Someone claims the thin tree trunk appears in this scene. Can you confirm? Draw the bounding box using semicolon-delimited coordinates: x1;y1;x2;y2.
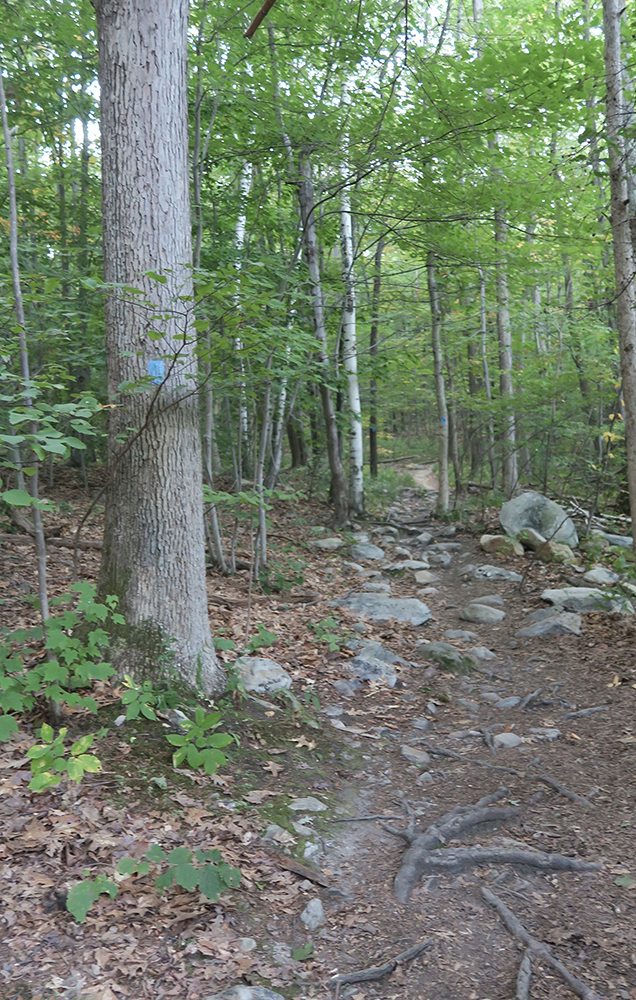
603;0;636;548
94;0;222;693
340;149;364;513
254;374;272;574
494;207;518;496
478;265;497;486
369;237;384;478
0;62;49;623
427;252;449;511
446;357;462;494
298;153;348;525
234;162;252;475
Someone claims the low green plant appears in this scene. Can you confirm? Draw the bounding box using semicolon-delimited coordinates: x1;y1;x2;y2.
166;706;235;776
0;582;121;741
26;724;102;791
247;623;277;654
308;615;345;652
259;553;305;594
120;675;160;720
66;846;241;922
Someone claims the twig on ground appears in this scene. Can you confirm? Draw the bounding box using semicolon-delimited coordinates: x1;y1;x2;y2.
332;814;403;823
328;938;432;988
411;740;524;776
516;949;532;1000
394;788;519;901
481;727;496;754
481;887;604;1000
562;706;608;720
536;774;594;808
520;688;542;711
410;846;600;877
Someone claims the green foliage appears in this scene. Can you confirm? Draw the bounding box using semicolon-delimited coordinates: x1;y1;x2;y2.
247;623;278;654
120;675;160;721
308;616;346;652
26;724;101;791
259;553;305;594
0;583;120;739
66;874;118;923
166;705;235;776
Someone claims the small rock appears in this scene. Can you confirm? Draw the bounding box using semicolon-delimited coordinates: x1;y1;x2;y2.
530;727;561;741
343;561;365;573
414;570;440;584
418;586;439;596
517;527;547;550
445;628;478;641
426;701;437;715
516;613;581;637
468;646;497;661
333;679;361;697
416;771;434;785
412;717;430;731
391;559;431;571
400;745;431;767
348;652;397;687
239;938;257;952
593;530;632;548
456;698;480;713
352;621;369;634
472;594;505;607
481;692;503;703
264;824;296;845
321;705;344;717
495;696;521;709
374;525;399;538
300;897;326;930
437;525;457;537
480;534;524;556
463;564;524;582
428;541;463;552
313;537;344;551
542;587;634;615
303;841;320;859
206;989;284;1000
528;606;564;621
537;541;576;564
114;714;127;727
289;796;327;812
334;593;432;626
413;641;476;673
350;542;385;561
460;604;506;624
493;732;523;749
415;531;433;546
235;657;292;694
394;545;412;557
428;551;452;566
500;491;578;548
360;581;391;593
583;565;619;586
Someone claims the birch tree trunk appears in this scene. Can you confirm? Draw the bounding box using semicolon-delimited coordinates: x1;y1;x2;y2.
427;252;449;511
339;157;364;513
603;0;636;546
298;153;349;525
94;0;222;693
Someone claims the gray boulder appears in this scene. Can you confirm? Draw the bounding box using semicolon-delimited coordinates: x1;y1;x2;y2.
518;527;547;551
235;657;292;694
583;565;619;586
348;642;408;687
334;593;432;625
400;745;431;767
415;531;434;546
468;646;497;660
460;603;506;624
541;587;634;614
500;491;578;548
516;612;582;637
300;897;326;930
463;564;523;582
360;581;391;593
350;542;385;561
493;732;523;749
313;537;344;551
413;641;476;672
480;534;524;556
592;530;632;548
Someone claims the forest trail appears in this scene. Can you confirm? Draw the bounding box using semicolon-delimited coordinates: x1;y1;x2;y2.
1;481;636;1000
404;463;438;492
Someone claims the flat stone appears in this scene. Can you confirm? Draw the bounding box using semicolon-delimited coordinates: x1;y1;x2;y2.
594;531;632;548
350;542;385;561
495;696;521;709
413;641;476;672
333;679;361;696
351;621;369;634
343;561;365;573
537;541;576;564
360;581;391;593
518;527;547;551
500;491;578;548
456;698;480;713
414;570;440;584
205;989;285;1000
313;537;344;551
417;586;439;595
334;593;432;625
516;613;581;637
374;525;399;537
235;657;292;694
530;727;561;741
528;606;564;621
387;559;430;572
481;691;503;703
356;642;409;666
394;545;412;557
428;542;463;552
239;938;257;952
541;587;634;614
583;565;619;586
428;551;452;566
493;732;523;749
468;646;497;660
264;824;296;845
437;525;457;537
289;796;327;812
480;534;524;556
460;604;506;624
445;629;478;641
412;717;431;731
321;705;344;717
348;654;396;687
400;745;431;767
472;594;505;607
463;564;524;582
300;897;326;930
415;531;434;546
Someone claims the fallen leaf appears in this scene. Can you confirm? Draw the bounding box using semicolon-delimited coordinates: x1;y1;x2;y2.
568;733;582;741
608;675;621;688
264;761;283;777
244;790;278;804
288;736;316;750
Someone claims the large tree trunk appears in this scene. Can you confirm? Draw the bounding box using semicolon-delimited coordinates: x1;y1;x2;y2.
603;0;636;548
94;0;222;693
427;252;449;511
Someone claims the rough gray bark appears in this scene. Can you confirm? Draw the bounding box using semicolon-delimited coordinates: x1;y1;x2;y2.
603;0;636;549
494;206;518;497
94;0;222;693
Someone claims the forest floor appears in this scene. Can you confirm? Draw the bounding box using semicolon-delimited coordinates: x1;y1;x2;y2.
1;466;636;1000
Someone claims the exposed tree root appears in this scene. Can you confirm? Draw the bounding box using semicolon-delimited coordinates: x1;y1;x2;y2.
481;887;604;1000
516;949;532;1000
393;788;519;901
562;706;608;720
411;739;524;776
409;846;601;878
536;774;594;808
328;937;432;988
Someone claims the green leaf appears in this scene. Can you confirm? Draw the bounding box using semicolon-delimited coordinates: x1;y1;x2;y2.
66;757;84;782
167;847;192;864
155;867;176;891
206;733;233;748
175;862;199;891
145;270;168;284
198;864;222;901
145;844;166;863
41;723;55;743
67;877;117;922
77;754;101;773
291;942;314;961
149;775;167;789
1;489;34;507
0;715;19;740
28;771;60;791
614;874;636;887
137;861;150;876
71;734;94;756
117;857;138;875
218;862;241;888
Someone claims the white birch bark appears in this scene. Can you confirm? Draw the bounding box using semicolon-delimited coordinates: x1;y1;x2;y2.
234;162;252;474
94;0;222;693
339;146;364;513
603;0;636;546
427;252;449;511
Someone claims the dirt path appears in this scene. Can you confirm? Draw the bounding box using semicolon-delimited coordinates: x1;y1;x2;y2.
2;482;636;1000
405;463;439;492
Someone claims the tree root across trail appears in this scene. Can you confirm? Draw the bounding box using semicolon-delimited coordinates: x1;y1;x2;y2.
386;787;600;903
328;938;432;990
